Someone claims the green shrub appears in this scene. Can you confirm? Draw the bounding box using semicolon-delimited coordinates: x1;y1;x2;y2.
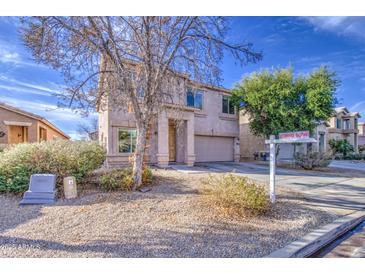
359;145;365;154
344;153;365;160
294;151;331;170
100;168;133;191
100;166;153;191
0;140;106;193
202;174;268;216
328;139;354;158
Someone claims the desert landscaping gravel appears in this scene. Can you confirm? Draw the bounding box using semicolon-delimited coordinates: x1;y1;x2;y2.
0;169;338;258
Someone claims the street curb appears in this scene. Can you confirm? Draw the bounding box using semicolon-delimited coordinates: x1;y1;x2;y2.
265;210;365;258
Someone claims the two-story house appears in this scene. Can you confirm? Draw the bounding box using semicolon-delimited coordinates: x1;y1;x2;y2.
326;107;361;152
239;106;361;160
98;74;240;168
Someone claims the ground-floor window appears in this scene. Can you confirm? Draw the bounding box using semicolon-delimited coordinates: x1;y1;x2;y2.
118;128;137;153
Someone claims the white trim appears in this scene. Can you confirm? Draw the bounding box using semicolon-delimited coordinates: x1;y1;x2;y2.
117;127;137;154
186;87;205;110
221;94;236;115
4;121;32;127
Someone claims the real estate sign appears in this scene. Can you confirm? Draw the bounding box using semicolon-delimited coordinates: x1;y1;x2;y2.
279;130;310;140
265;131;316;203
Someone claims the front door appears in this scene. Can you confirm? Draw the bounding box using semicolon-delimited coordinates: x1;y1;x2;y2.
8;126;28;144
168;122;176;162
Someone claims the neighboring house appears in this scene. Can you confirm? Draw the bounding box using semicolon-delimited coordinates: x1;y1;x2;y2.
239;112;266;160
0;102;69;148
98;75;240;167
327;107;361;152
358;122;365;146
239;106;361;160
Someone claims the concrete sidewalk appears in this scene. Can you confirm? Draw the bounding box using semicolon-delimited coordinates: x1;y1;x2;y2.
329;160;365;172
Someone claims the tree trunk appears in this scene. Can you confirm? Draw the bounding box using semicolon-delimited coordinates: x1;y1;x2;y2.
132;123;147;190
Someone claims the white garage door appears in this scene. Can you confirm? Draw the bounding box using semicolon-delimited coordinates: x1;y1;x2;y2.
195;136;234;162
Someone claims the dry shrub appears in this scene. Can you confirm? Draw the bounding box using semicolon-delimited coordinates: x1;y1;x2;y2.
100;166;153;191
202;174;268;217
294;152;331;170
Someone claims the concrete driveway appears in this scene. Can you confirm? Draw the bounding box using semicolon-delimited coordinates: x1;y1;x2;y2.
196;162;365;214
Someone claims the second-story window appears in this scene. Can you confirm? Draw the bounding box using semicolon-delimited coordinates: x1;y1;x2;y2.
194;91;203;110
336;118;342;129
186;88;203;110
222;95;235;114
344;119;351;130
187;89;194;107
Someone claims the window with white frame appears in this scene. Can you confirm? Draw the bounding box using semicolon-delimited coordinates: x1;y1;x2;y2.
118;128;137;153
186;88;203;110
222;95;235;114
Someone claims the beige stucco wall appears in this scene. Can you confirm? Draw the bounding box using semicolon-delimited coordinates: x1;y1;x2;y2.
0;107;68;147
239;111;266;159
0;107;38;144
328;116;336;128
358;123;365;135
315;123;328;152
37;120;68;141
359;123;365;146
98;76;240;167
194;88;239;137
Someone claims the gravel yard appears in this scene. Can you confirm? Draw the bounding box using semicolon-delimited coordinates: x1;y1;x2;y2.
0;169;338;258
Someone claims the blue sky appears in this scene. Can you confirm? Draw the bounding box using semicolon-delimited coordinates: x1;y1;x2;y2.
0;16;365;139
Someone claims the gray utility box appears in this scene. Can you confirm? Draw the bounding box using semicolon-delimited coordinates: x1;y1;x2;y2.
20;174;57;205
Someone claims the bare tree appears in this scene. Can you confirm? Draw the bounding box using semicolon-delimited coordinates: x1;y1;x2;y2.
20;16;262;189
77;117;98;140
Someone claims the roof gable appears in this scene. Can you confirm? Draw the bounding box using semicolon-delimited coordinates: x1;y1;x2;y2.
0;102;69;139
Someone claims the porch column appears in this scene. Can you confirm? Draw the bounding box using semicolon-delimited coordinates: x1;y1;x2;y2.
157;111;169;168
185;114;195;166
